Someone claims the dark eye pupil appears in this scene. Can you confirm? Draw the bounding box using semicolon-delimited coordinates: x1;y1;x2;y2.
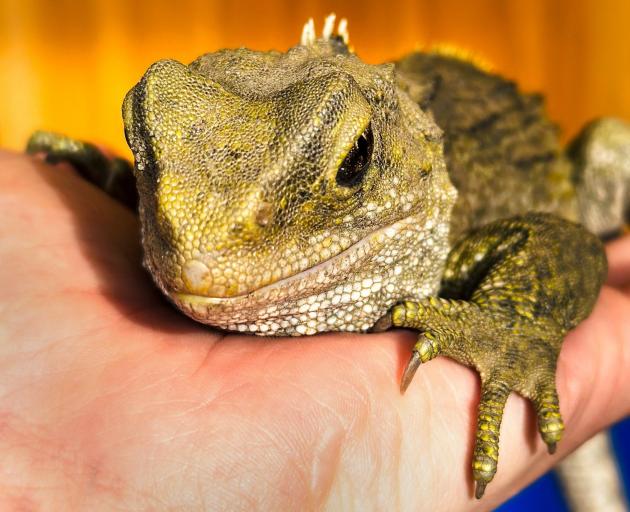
336;124;374;187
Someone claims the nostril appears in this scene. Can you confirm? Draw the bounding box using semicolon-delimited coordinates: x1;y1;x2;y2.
255;201;273;227
230;222;245;235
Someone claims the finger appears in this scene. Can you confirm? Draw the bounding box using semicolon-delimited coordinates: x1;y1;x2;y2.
605;234;630;289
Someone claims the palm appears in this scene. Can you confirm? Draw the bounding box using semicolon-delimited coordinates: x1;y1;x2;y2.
1;150;629;510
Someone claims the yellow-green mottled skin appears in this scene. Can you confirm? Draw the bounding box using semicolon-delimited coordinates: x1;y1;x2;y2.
26;26;630;500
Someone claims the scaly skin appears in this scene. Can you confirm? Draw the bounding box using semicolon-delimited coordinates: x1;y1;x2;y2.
373;213;606;496
26;15;630;500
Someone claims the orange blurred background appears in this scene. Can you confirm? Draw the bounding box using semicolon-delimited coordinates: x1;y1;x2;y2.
1;0;629;157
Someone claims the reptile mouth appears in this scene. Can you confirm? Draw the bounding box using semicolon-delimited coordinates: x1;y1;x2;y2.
166;204;450;335
170;211;432;328
174;217;407;305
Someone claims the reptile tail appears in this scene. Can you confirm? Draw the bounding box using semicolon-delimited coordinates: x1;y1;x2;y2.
557;431;627;512
560;118;630;511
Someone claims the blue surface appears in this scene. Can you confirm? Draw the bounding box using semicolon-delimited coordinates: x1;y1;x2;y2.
497;416;630;511
611;417;630;502
496;471;569;512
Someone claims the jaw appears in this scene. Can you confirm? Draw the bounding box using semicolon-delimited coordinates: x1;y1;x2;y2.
169;208;452;336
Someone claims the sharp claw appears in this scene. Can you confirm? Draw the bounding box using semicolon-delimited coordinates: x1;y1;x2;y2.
547;442;557;455
475;480;487;499
400;351;422;393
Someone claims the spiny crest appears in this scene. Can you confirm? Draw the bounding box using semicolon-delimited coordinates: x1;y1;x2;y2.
300;13;351;49
426;43;494;73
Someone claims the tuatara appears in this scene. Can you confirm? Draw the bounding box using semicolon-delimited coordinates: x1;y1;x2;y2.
26;14;630;501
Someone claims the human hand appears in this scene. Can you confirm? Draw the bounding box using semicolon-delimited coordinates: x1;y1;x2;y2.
1;150;629;510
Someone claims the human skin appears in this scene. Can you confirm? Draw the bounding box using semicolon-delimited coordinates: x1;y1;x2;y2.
0;149;629;511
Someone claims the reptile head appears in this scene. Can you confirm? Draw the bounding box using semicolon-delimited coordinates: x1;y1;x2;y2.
123;16;456;335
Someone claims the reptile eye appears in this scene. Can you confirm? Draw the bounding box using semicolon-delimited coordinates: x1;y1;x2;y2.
336;124;374;187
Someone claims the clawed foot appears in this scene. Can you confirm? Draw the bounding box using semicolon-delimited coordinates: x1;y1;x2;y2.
390;298;564;497
380;214;606;498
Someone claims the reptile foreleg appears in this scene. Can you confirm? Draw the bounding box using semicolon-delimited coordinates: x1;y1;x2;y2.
378;213;607;498
26;131;137;210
